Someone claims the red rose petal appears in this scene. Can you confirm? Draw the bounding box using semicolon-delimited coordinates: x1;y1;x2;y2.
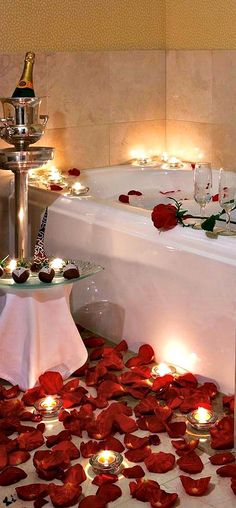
129;479;160;501
92;473;118;486
119;194;129;203
212;193;219;201
1;385;20;399
180;475;211;496
145;452;175;473
128;190;142;195
113;413;138;434
20;412;42;423
137;415;166;433
96;483;122;503
68;168;80;176
80;441;101;458
126;386;150;399
0;444;7;469
165;421;186;438
79;495;106;508
120;371;146;385
63;391;85;408
22;386;46;406
83;336;105;347
122;465;145;478
16;483;49;500
101;436;125;453
0;399;24;417
39;371;63;394
150;488;179;508
231;478;236;495
34;449;71;472
152;374;174;392
134;395;160;416
49;482;82;507
8;450;31;466
138;344;155;364
209;452;235;465
174;373;198;387
34;499;48;508
124;433;149;449
50;184;63;191
73;362;88;377
46;430;71;448
18;429;44;451
97;380;125;400
216;464;236;477
62;378;80;392
171;438;199;456
63;463;86;484
115;339;128;352
0;466;27;485
125;445;151;462
177;451;204;474
52;440;80;460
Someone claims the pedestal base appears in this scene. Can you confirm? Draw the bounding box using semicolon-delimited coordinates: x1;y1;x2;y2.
0;284;88;390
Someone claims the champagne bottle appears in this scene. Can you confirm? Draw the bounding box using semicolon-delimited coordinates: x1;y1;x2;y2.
12;52;35;97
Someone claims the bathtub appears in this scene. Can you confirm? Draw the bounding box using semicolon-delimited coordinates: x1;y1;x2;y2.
28;165;236;394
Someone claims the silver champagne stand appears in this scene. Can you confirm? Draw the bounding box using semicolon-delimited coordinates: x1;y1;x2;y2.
0;97;53;258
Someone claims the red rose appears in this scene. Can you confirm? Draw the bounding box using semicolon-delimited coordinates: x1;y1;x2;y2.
151;204;178;231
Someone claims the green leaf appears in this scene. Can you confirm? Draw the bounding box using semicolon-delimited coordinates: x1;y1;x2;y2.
201;214;218;232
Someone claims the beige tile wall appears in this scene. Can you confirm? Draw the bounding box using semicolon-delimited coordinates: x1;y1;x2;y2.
166;49;236;169
0;51;166;170
0;50;236;170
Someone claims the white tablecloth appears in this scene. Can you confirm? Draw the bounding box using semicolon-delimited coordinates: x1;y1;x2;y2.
0;283;88;390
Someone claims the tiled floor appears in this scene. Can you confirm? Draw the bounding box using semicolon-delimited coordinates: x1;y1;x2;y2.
0;334;235;508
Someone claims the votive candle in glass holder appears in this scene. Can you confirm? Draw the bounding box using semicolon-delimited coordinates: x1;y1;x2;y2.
187;406;217;432
151;362;177;379
89;450;123;475
34;395;63;418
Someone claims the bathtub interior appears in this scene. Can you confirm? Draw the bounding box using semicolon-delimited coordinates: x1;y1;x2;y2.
77;165;236;224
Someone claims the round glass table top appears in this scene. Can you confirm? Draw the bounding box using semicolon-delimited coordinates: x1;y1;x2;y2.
0;260;103;290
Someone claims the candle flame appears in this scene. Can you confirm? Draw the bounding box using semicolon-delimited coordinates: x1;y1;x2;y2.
50;258;64;270
195;406;211;423
7;259;17;272
41;396;57;410
97;450;116;465
152;362;172;377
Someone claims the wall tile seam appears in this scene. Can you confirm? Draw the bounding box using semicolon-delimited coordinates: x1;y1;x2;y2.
45;119;167;131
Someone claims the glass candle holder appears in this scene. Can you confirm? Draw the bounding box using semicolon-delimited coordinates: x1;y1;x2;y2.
151;362;177;379
187;406;217;432
34;395;63;418
89;450;123;475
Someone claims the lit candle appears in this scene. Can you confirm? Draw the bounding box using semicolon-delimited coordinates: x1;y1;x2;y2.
97;450;116;466
48;165;62;183
41;396;58;411
187;406;217;432
5;259;17;273
49;258;65;273
151;362;176;378
34;395;62;418
70;182;89;195
194;406;212;423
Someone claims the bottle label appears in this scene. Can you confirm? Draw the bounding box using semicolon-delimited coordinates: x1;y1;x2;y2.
18;80;33;88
